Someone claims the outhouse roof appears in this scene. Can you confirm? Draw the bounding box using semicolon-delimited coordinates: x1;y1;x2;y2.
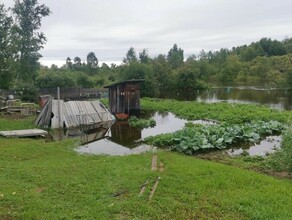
104;79;144;89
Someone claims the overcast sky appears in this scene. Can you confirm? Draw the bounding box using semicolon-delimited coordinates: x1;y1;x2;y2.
2;0;292;66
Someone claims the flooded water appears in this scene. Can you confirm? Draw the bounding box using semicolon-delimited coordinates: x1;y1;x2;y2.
228;136;282;156
75;112;191;156
170;87;292;110
77;140;154;156
74;112;216;156
72;111;283;157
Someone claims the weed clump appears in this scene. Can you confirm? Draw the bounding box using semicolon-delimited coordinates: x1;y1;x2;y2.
128;116;156;129
265;128;292;172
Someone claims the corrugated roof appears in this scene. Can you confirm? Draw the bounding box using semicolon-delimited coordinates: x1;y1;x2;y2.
35;98;115;129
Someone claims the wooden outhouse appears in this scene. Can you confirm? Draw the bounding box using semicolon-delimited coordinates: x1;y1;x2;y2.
104;79;144;116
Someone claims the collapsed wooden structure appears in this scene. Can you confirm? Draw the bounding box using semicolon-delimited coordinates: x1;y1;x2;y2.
35;97;115;129
104;79;144;115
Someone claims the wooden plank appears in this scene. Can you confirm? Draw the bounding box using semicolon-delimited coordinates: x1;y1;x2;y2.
149;177;161;201
0;129;48;137
91;101;104;121
64;101;80;128
159;162;164;172
151;155;158;171
44;99;53;126
67;101;79;127
138;180;149;197
51;100;64;129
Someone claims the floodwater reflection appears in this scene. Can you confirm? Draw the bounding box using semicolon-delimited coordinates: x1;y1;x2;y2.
163;87;292;110
75;112;188;156
228;136;282;156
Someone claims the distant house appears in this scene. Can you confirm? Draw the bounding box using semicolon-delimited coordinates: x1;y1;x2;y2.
104;79;144;116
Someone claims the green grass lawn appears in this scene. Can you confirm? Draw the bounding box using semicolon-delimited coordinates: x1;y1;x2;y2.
0;115;35;131
0;105;292;219
0;137;291;219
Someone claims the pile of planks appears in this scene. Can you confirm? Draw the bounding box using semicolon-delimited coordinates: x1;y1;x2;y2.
35;97;115;129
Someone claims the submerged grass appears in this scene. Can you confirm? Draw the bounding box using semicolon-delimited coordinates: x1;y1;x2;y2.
0;137;291;219
141;98;292;124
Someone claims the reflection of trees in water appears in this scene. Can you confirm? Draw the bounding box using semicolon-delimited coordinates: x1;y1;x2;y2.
222;88;290;104
158;88;292;110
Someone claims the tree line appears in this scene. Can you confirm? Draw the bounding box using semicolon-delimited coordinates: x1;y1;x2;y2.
43;39;292;98
1;1;292;101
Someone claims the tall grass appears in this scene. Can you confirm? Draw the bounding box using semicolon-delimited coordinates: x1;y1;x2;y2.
265;128;292;172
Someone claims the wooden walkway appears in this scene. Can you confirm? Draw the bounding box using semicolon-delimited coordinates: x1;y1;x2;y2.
0;129;48;138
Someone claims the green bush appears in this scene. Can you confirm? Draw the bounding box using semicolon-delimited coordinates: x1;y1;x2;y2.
14;83;38;102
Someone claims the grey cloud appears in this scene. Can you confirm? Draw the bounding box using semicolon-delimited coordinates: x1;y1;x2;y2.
2;0;292;66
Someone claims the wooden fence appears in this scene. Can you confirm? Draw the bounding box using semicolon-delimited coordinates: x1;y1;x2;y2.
0;87;108;101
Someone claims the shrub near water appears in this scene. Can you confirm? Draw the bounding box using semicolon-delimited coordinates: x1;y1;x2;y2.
265;128;292;172
145;121;285;155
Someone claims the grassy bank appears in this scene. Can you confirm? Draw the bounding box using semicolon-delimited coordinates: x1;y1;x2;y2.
0;137;291;219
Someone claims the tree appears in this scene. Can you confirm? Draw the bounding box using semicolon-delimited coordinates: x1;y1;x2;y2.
287;68;292;88
122;62;158;97
259;38;286;56
35;71;77;88
73;56;82;69
66;57;72;69
101;63;110;70
0;4;14;88
75;72;94;88
167;44;184;69
175;65;206;94
139;49;149;64
152;55;173;97
218;54;241;84
12;0;51;84
86;51;98;69
123;47;137;64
